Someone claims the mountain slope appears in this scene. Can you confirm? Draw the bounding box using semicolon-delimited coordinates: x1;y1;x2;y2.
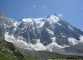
0;39;83;60
18;48;83;60
0;11;83;56
0;39;25;60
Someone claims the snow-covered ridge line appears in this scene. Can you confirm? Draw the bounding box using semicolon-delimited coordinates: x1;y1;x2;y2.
11;15;60;29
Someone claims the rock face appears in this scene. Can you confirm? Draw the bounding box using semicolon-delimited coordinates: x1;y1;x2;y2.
0;12;5;39
0;11;83;55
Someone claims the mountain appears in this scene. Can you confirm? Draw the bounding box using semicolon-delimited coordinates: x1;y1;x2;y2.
0;11;83;56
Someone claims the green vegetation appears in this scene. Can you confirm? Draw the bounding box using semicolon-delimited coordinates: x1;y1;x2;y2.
0;40;25;60
0;40;83;60
23;54;34;60
36;51;83;60
0;39;35;60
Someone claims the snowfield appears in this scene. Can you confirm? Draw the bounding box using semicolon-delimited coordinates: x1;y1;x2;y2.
5;32;83;56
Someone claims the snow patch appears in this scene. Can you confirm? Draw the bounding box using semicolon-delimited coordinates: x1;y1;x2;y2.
36;39;40;43
68;38;78;45
1;17;3;18
62;35;66;37
46;28;54;35
32;27;35;30
46;42;64;52
34;18;45;28
5;32;34;50
57;23;62;26
22;18;33;25
5;32;46;50
61;33;62;34
22;18;32;23
50;37;56;42
79;36;83;42
33;43;46;51
68;26;73;30
68;36;83;47
61;33;66;37
46;15;60;24
13;22;17;27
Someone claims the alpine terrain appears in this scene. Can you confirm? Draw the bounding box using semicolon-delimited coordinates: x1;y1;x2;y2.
0;11;83;57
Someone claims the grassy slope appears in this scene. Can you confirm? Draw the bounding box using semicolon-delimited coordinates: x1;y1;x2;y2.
0;39;35;60
36;51;83;59
0;40;25;60
0;40;83;60
18;48;83;60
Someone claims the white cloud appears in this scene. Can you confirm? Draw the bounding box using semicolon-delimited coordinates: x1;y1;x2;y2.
58;13;62;17
42;6;48;10
33;5;36;8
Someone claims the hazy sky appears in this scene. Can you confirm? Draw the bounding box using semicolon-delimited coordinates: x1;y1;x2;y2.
0;0;83;30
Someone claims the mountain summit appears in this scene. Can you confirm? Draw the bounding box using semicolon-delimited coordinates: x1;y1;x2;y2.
0;12;83;56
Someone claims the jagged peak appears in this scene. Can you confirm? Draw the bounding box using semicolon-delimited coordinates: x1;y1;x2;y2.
46;14;60;23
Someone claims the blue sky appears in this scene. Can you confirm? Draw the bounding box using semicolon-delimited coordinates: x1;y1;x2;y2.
0;0;83;30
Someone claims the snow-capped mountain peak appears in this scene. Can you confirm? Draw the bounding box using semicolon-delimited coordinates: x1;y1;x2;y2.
46;15;60;24
0;12;83;56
